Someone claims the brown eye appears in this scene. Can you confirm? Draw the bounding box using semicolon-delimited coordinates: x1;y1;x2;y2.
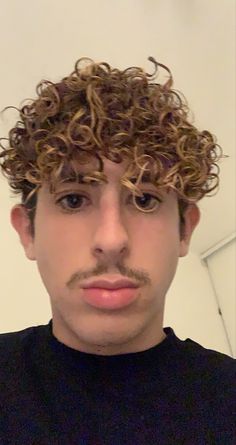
56;194;87;211
131;193;162;211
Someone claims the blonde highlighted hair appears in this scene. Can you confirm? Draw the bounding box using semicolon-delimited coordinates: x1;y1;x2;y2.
0;56;222;234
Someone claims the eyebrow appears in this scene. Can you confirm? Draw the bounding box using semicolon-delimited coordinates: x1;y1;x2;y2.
59;172;153;186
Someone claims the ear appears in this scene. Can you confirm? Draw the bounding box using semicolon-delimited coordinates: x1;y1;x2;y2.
179;204;200;257
10;204;36;260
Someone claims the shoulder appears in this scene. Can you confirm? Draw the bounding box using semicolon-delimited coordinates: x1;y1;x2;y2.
0;323;48;368
0;324;40;347
176;336;235;391
181;336;235;366
167;327;235;373
179;338;235;437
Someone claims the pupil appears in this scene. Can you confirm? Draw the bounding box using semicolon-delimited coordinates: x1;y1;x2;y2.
136;194;151;208
68;195;80;207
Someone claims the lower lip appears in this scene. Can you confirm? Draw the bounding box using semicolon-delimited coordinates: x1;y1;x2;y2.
81;287;139;310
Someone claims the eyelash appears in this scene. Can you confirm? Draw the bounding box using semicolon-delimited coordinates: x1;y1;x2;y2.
55;192;163;213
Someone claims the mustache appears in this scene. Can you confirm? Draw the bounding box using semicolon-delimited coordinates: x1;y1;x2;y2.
66;263;150;289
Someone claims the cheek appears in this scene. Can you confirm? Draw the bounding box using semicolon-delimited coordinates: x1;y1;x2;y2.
134;219;180;281
135;213;180;250
33;216;89;289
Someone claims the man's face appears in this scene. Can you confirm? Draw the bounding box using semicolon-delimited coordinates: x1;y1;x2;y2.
11;158;199;355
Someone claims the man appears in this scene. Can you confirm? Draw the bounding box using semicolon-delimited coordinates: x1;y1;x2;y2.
0;57;235;444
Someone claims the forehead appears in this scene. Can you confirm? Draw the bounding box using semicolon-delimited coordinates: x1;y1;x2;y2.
94;157;128;181
57;157;153;187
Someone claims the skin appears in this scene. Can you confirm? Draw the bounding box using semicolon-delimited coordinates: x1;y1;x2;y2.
11;158;200;356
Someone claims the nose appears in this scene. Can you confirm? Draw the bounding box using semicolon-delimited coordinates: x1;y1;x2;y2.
91;204;130;263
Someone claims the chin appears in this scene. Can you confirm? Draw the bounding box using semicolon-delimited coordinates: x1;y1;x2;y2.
71;318;145;353
55;307;149;353
80;326;136;348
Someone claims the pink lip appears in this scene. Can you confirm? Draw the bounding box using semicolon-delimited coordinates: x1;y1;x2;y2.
81;287;139;310
81;277;139;290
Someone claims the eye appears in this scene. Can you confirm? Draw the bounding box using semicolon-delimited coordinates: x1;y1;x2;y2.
55;191;162;213
131;193;162;211
56;193;88;212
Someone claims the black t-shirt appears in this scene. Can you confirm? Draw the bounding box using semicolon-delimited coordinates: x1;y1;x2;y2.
0;320;235;444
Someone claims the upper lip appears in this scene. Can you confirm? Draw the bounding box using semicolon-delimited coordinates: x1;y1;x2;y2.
81;276;139;290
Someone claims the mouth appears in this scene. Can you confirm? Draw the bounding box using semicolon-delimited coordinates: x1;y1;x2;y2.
81;286;139;310
81;276;140;290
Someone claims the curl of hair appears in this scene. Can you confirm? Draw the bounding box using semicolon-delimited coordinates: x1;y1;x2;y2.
0;56;223;221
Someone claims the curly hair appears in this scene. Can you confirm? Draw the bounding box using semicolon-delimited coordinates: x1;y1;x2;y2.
0;56;222;236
